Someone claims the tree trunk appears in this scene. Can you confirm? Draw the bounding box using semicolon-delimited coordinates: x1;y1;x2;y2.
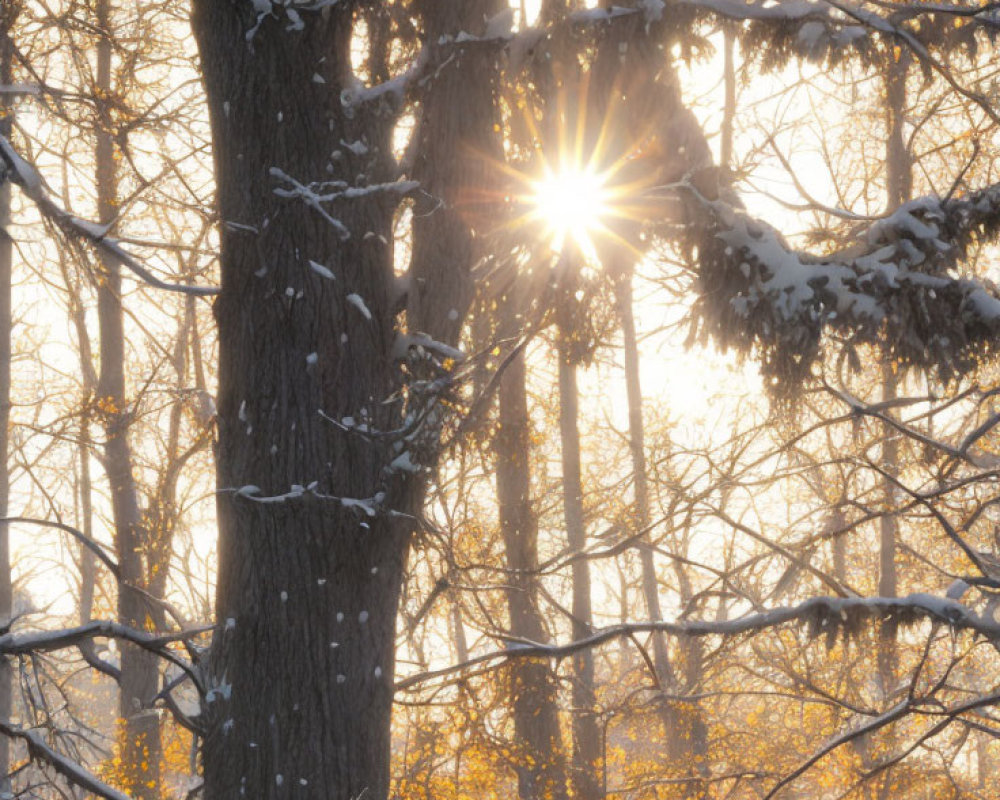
0;10;16;795
59;231;99;626
877;45;910;689
496;345;568;800
877;54;910;663
146;293;211;624
556;297;601;800
78;416;97;624
407;0;503;346
193;2;513;794
874;49;910;800
92;1;163;794
611;269;680;756
977;723;992;792
192;5;416;798
671;557;709;789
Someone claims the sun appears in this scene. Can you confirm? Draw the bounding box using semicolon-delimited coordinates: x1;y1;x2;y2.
529;165;611;258
477;71;663;266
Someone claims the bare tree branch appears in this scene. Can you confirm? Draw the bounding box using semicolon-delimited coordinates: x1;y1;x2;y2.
396;593;997;692
0;721;132;800
0;135;218;297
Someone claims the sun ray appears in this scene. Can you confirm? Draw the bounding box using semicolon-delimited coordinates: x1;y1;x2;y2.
455;67;671;272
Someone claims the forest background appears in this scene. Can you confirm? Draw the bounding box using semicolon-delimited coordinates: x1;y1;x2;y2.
1;0;1000;798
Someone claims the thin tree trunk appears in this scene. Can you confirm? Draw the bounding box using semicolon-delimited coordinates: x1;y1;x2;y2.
78;413;96;624
611;268;680;756
0;11;16;795
496;346;568;800
877;47;910;693
449;598;468;665
556;295;601;800
830;506;847;586
977;723;992;792
60;249;99;625
873;49;910;800
671;557;709;788
93;1;161;793
61;243;101;627
408;9;564;796
615;561;632;670
146;290;212;620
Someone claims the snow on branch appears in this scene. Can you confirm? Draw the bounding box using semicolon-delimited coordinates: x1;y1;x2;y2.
573;0;871;66
340;26;508;115
0;136;219;297
0;721;132;800
340;47;430;112
395;592;999;692
245;0;343;41
0;620;210;691
269;167;417;240
0;620;206;654
687;180;1000;386
663;0;999;86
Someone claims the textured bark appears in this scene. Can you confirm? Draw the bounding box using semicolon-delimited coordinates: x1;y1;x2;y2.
408;0;502;345
0;9;15;794
193;2;511;794
496;346;568;800
192;4;414;798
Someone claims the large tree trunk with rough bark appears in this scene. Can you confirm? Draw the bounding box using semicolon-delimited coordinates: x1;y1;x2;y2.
193;3;492;797
407;0;502;344
193;5;405;798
